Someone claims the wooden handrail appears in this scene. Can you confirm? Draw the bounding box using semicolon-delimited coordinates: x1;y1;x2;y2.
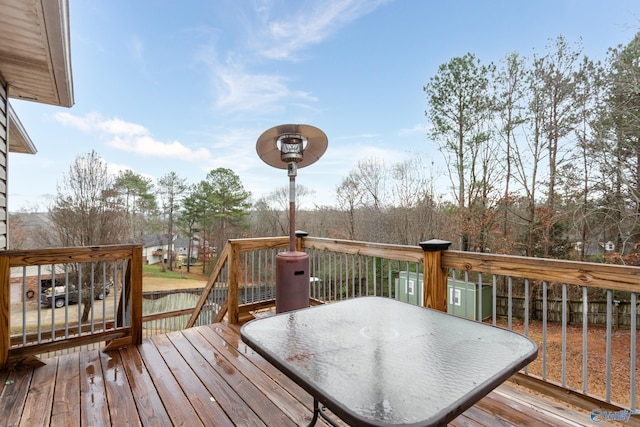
303;237;423;262
228;242;240;324
130;246;143;345
186;243;233;328
302;237;640;292
441;250;640;292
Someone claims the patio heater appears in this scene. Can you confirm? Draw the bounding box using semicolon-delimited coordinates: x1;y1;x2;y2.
256;124;328;313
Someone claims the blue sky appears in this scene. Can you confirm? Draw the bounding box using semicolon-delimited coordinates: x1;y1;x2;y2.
9;0;640;212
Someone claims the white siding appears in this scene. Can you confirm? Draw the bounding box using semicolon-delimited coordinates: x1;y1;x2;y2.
0;79;8;250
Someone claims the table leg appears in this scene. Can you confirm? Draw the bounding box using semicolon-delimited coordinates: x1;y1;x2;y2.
307;399;320;427
307;399;341;427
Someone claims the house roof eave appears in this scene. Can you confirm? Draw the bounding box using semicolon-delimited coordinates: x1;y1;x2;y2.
1;0;74;107
8;101;37;154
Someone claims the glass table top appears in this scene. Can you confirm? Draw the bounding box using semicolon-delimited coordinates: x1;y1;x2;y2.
241;296;538;426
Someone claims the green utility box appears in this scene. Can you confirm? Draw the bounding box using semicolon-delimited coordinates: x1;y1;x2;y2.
395;273;493;321
395;271;423;306
447;279;493;321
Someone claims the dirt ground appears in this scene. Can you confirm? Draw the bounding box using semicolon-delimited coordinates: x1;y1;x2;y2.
506;318;640;408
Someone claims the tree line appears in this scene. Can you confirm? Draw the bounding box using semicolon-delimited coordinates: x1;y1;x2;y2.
420;34;640;263
287;33;640;266
11;33;640;268
18;150;250;273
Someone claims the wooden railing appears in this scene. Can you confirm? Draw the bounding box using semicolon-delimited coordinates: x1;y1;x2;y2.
2;238;638;413
0;245;143;369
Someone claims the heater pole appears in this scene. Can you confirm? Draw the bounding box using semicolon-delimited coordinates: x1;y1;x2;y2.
289;175;296;252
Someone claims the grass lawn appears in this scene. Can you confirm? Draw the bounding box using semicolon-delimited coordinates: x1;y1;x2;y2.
142;264;208;291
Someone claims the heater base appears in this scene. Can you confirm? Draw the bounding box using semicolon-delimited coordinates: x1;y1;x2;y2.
275;251;310;313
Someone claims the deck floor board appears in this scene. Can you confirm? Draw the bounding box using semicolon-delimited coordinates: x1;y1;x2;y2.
19;360;56;426
119;345;172;426
79;350;110;427
136;339;205;427
99;348;141;426
167;329;270;426
0;322;620;426
53;353;82;426
151;333;234;426
1;367;32;426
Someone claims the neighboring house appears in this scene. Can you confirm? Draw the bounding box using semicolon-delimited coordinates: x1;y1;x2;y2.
0;0;74;249
141;235;199;265
141;234;170;265
9;264;60;304
174;237;199;264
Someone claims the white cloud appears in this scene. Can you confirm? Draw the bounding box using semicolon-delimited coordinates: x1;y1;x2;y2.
54;111;99;132
212;59;316;113
98;117;148;137
196;1;387;114
259;0;389;60
108;135;212;162
54;112;212;162
398;123;427;137
107;162;155;182
105;162;134;177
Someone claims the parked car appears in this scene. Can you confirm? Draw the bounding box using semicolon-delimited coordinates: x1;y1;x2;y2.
40;281;112;308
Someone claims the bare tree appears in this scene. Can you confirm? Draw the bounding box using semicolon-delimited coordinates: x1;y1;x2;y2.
564;56;604;261
593;34;640;260
353;158;387;211
335;172;363;240
388;158;431;245
49;151;129;322
353;158;390;242
251;197;281;237
492;52;527;251
252;184;315;236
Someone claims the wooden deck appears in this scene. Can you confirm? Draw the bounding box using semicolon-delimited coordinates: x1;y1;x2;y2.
0;322;614;427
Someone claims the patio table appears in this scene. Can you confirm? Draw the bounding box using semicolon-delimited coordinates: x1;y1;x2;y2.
240;296;538;426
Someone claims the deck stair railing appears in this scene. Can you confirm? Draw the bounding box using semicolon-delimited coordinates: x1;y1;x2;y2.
187;237;290;327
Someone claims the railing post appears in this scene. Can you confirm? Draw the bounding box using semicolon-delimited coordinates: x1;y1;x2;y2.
0;254;9;369
295;230;308;252
419;239;451;312
130;245;143;345
228;242;240;324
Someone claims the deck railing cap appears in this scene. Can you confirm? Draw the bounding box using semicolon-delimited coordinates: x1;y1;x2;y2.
419;239;452;252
